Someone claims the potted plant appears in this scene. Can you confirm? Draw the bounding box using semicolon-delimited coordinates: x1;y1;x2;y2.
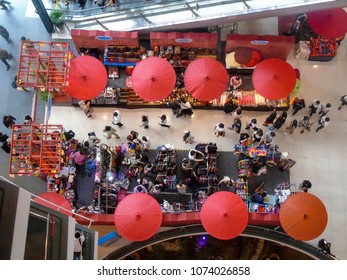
50;9;65;30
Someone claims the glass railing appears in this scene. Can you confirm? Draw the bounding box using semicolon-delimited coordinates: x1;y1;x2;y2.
45;0;343;31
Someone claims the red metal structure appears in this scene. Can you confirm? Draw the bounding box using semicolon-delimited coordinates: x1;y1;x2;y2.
9;41;70;176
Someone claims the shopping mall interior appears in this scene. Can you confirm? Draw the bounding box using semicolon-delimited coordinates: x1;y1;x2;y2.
1;0;347;260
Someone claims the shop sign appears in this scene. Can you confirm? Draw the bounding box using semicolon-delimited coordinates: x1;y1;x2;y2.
95;36;113;41
251;40;269;45
175;38;193;43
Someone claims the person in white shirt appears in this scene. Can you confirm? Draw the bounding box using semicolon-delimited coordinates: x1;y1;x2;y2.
308;100;321;117
316;116;330;132
74;231;85;260
141;136;150;151
319;103;331;117
177;98;193;117
112;110;123;127
245;117;257;131
214;122;225;137
188;149;205;163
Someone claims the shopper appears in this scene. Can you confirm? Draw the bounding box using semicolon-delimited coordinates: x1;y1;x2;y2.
0;48;12;71
214;122;225;137
338;95;347;110
227;118;242;134
112;110;123;127
261;131;276;148
232;107;242;120
141;136;150;151
183;130;194;144
158;114;170;128
292;97;306;116
318;102;331;117
284;119;298;134
245;117;258;130
0;25;11;44
23;115;33;125
316;116;330;132
140;115;149;129
252;128;263;143
2;115;16;128
177;98;193;117
308;100;321;117
298;115;313;134
73;231;85;260
263;109;277;127
78;100;93;118
103;125;120;139
272;111;287;131
299;179;312;192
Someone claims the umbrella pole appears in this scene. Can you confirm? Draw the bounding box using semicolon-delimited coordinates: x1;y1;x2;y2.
32;88;39;123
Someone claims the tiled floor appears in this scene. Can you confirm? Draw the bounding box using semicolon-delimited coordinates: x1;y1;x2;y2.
1;1;347;259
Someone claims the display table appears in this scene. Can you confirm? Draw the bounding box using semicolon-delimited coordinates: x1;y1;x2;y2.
308;38;336;62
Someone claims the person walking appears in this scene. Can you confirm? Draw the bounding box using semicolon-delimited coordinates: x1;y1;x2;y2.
252;128;263;143
318;102;331;117
103;125;120;139
232;107;243;120
308;100;321;117
112;110;123;127
0;1;11;10
273;111;287;131
338;95;347;110
140;115;149;129
298;115;313;134
214;122;225;137
245;117;258;131
0;25;11;43
158;114;170;128
228;118;242;134
284;119;298;134
73;231;85;260
263;109;277;127
0;48;12;71
78;100;93;118
291;97;305;116
2;115;16;128
299;179;312;192
183;130;194;144
316;116;330;132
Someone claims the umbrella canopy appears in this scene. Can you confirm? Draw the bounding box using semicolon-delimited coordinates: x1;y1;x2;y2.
280;193;328;241
307;8;347;38
200;191;248;240
131;57;176;102
244;50;261;67
252;58;296;100
66;56;108;100
114;193;162;241
34;192;72;216
234;47;253;64
225;52;241;68
184;58;228;101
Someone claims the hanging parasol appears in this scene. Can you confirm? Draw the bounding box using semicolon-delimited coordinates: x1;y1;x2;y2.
307;8;347;38
200;191;248;240
225;52;241;68
114;193;162;241
34;192;72;216
252;58;296;100
184;58;228;101
125;76;133;88
66;56;108;100
131;57;176;102
234;47;253;65
244;50;261;67
279;192;328;241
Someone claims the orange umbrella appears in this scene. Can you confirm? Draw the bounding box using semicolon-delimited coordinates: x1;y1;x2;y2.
132;57;176;102
252;58;296;100
66;56;108;100
307;8;347;38
184;58;228;101
114;193;162;241
200;191;248;240
34;192;72;216
280;193;328;241
235;47;253;65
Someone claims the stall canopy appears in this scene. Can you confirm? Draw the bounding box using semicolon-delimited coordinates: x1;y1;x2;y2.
279;193;328;241
200;191;248;240
225;34;295;61
184;58;228;101
252;58;296;100
65;55;108;100
113;193;163;241
132;57;176;102
71;29;139;53
150;32;218;48
307;8;347;38
34;192;72;216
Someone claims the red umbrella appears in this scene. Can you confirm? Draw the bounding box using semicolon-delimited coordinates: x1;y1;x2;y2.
280;193;328;241
234;47;253;65
114;193;162;241
184;58;228;101
66;56;107;100
244;50;261;67
125;76;133;88
200;191;248;240
307;8;347;38
252;58;296;100
34;192;72;216
131;57;176;102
